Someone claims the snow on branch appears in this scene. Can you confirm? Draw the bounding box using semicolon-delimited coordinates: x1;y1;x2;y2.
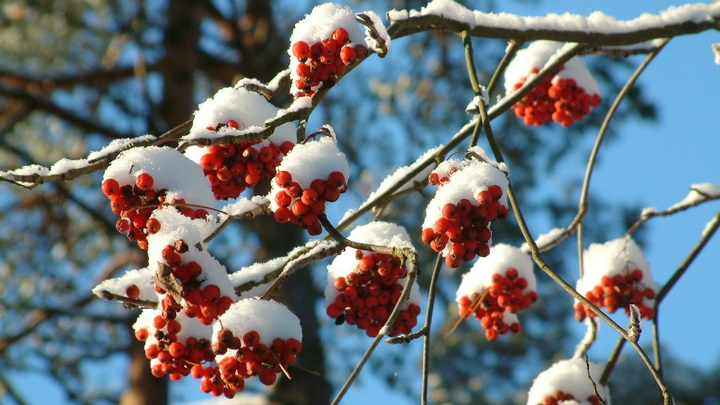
0;135;158;189
628;183;720;235
387;0;720;46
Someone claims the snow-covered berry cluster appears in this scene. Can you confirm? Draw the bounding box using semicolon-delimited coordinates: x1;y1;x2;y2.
421;148;509;268
133;309;215;382
505;41;601;127
456;244;537;340
526;358;609;405
102;146;215;249
206;299;303;395
289;3;368;98
269;135;349;235
184;87;297;200
326;222;421;337
95;202;305;398
574;237;658;321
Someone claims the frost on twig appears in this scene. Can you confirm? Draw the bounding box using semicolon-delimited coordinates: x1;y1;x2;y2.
234;69;291;99
260;239;343;300
0;135;157;189
627;304;642;343
357;12;390;56
628;183;720;235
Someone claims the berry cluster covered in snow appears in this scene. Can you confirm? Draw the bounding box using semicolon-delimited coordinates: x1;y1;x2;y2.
526;358;609;405
505;41;601;127
102;146;216;249
456;244;537;340
325;222;421;337
421;148;509;268
95;147;305;398
289;3;369;97
269;134;350;235
184;87;297;200
209;299;303;394
574;237;659;321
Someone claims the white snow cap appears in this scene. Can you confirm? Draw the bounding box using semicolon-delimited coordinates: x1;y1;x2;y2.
289;3;365;47
422;154;509;232
526;358;609;405
504;40;600;96
184;86;296;144
103;145;216;209
268;135;350;211
213;298;302;345
325;221;420;308
576;237;659;298
456;244;536;300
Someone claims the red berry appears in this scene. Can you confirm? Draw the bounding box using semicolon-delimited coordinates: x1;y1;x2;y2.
292;41;310;60
274;207;292;223
102;178;120;197
243;330;260;347
301;188;318;205
332;28;349;44
327;171;346;190
340;45;357;65
202;285;221;302
126;285;140;299
135;173;154;191
146;218;161;234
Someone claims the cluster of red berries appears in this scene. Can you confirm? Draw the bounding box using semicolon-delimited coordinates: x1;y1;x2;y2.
326;251;421;337
198;328;302;396
511;67;601;127
574;269;656;321
135;315;215;383
457;268;537;340
157;240;235;325
102;174;209;249
538;391;603;405
198;120;295;200
291;28;368;97
273;170;347;235
421;185;509;268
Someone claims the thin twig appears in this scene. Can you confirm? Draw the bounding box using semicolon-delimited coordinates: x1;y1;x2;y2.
585;355;608;405
461;30;486;149
421;253;443;405
487;40;524;97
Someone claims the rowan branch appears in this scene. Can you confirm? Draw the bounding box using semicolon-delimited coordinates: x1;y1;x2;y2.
387;3;720;45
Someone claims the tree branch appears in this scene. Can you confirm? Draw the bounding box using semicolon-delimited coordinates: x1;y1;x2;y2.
387;4;720;45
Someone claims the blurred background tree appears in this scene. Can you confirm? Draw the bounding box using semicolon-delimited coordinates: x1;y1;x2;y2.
0;1;716;405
